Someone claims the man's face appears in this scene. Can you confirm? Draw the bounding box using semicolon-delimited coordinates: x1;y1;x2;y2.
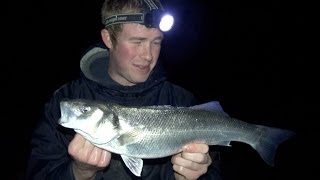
108;23;163;86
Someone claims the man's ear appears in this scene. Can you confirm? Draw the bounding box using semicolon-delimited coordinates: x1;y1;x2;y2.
101;29;112;49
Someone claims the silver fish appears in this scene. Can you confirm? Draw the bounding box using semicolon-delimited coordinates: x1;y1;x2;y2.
59;99;295;176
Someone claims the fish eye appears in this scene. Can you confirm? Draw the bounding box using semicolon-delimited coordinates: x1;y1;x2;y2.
79;106;91;113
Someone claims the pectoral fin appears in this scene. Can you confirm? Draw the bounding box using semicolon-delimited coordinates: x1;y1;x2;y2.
121;155;143;177
118;125;145;146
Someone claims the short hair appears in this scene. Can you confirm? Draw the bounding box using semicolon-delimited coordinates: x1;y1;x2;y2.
101;0;162;46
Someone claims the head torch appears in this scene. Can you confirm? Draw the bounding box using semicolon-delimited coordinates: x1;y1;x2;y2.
103;0;174;32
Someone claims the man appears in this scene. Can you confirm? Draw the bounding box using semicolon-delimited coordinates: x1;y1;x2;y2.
26;0;222;179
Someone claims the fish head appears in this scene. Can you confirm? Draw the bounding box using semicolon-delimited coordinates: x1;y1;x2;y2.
59;99;120;144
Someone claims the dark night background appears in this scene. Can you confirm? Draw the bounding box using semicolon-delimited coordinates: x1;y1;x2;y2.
3;0;314;179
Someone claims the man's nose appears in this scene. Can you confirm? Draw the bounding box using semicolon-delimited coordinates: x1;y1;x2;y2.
140;44;153;61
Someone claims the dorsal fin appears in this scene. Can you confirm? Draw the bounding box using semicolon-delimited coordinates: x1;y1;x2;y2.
190;101;229;117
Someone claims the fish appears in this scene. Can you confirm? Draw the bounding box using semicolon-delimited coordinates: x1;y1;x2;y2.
58;98;295;177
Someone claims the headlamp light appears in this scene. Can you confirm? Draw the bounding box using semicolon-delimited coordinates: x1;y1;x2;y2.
103;0;174;32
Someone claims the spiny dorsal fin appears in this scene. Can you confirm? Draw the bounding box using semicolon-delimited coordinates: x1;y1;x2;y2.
191;101;229;117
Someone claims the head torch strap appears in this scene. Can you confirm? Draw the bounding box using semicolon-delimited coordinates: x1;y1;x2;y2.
104;13;144;27
103;0;167;29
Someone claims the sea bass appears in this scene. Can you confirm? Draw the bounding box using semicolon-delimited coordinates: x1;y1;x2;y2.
59;99;295;176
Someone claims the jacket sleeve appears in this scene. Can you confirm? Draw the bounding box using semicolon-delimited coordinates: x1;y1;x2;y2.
26;95;76;180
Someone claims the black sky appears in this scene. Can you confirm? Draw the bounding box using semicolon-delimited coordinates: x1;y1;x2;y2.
4;0;313;179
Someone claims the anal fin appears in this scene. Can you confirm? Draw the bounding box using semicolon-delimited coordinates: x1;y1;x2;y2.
121;155;143;177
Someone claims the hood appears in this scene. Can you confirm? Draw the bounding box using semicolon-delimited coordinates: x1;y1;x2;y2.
79;43;167;93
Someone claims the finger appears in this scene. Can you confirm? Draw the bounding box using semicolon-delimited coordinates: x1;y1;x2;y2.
87;146;110;168
87;146;101;165
181;152;211;164
81;138;110;167
69;136;95;163
68;134;86;156
172;154;202;171
173;172;186;180
173;164;205;180
98;150;111;167
183;143;209;154
81;138;95;159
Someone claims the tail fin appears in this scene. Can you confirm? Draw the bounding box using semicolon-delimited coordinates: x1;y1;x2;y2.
254;125;295;166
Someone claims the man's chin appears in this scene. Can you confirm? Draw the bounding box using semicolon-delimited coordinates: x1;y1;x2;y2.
131;76;149;84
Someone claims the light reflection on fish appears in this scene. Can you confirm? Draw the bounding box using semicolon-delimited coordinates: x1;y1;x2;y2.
59;99;295;176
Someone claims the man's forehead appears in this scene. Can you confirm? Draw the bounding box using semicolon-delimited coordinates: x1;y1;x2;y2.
121;23;163;38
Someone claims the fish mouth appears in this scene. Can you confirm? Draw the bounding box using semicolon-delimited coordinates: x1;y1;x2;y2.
59;101;73;124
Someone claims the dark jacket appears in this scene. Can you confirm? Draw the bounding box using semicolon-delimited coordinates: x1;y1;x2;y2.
26;44;222;180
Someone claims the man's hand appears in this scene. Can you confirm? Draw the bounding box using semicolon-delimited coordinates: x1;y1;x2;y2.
171;143;212;180
68;133;111;180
